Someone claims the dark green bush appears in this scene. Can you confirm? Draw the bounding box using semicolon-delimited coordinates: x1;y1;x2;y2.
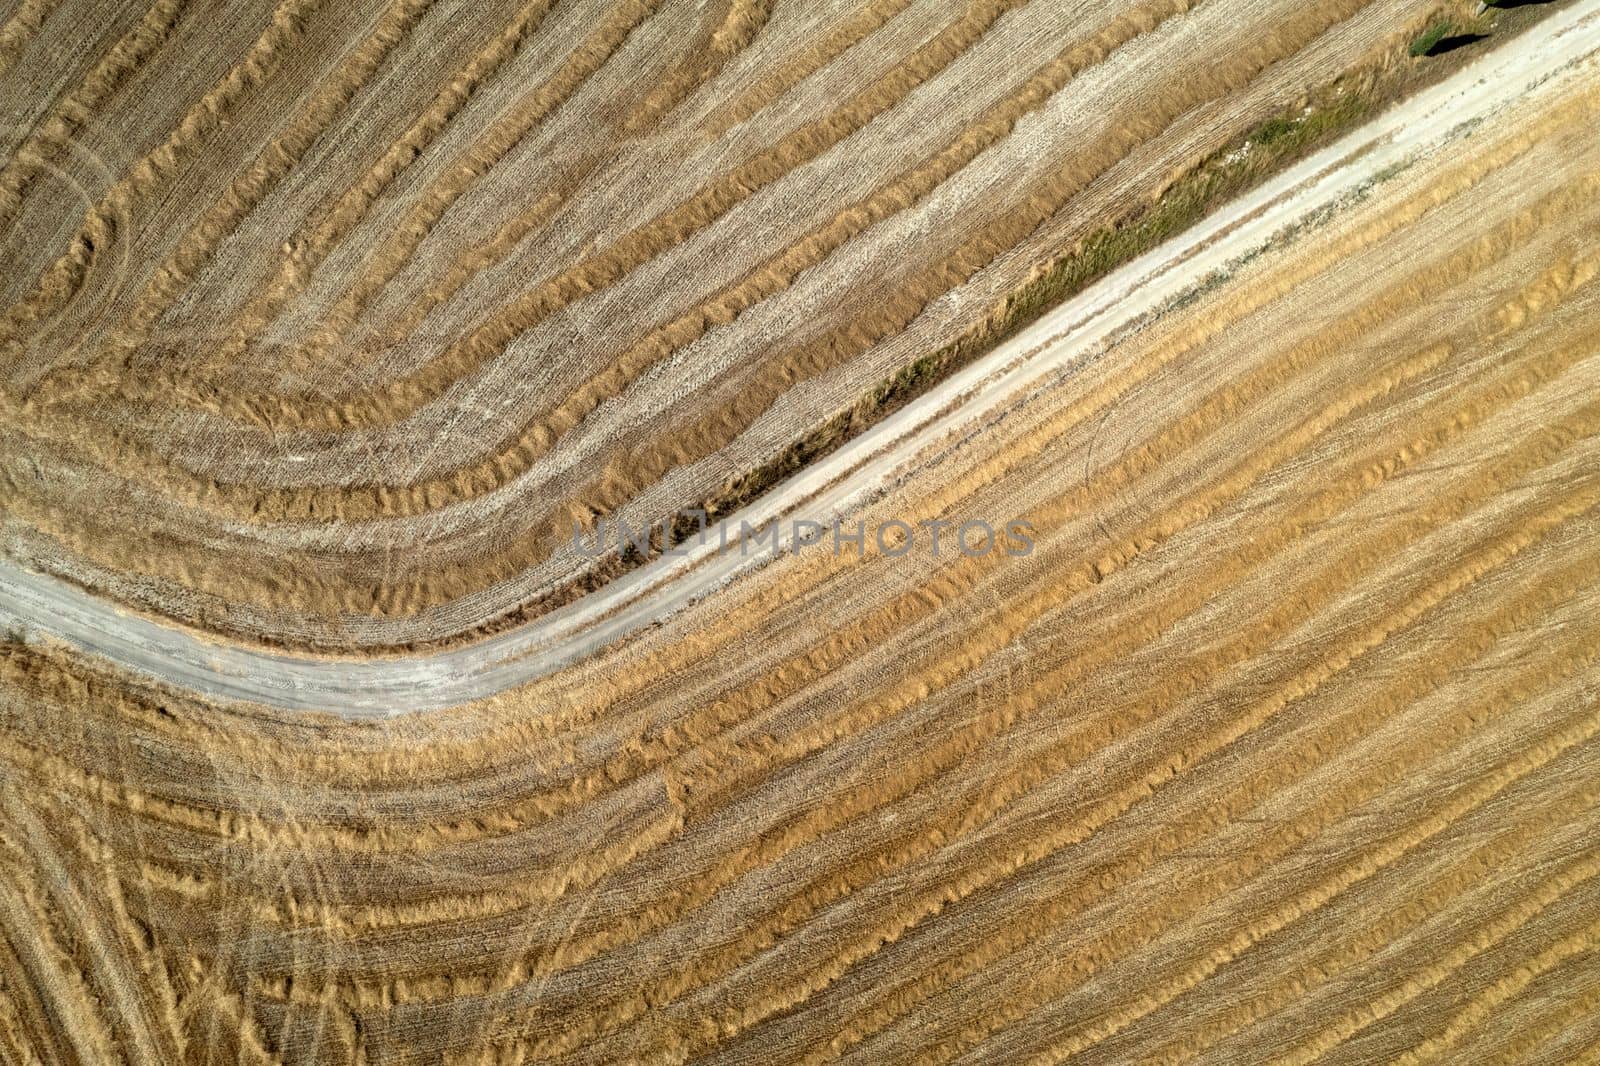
1410;19;1454;57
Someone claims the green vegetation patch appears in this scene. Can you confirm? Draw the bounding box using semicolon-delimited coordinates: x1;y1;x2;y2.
1410;18;1456;57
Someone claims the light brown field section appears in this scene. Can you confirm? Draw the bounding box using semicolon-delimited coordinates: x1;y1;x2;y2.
0;40;1597;1061
0;0;1503;648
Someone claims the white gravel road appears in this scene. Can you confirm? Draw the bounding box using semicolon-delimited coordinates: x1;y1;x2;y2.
4;0;1598;716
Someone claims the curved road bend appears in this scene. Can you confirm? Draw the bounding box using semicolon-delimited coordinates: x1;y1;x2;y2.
3;2;1599;716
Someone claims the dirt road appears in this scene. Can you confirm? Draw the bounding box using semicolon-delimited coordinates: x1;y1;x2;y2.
3;0;1598;715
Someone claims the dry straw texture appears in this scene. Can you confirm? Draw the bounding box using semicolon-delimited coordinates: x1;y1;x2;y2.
1;0;1599;1062
0;0;1475;647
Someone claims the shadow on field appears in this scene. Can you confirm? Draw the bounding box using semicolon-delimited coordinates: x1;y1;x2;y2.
1429;33;1490;54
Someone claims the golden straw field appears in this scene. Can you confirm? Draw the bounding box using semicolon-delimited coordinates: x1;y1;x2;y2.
0;0;1597;1061
0;0;1499;646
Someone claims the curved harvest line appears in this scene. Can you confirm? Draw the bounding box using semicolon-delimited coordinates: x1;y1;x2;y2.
1;4;1597;716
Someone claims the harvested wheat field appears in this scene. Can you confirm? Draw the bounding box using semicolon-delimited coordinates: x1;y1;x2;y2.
3;0;1600;1061
2;0;1542;647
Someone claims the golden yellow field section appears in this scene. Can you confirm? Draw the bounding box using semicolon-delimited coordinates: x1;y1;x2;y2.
1;0;1599;1063
0;0;1479;647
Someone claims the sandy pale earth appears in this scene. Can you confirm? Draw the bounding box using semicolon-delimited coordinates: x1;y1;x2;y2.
0;0;1598;1062
1;0;1479;647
